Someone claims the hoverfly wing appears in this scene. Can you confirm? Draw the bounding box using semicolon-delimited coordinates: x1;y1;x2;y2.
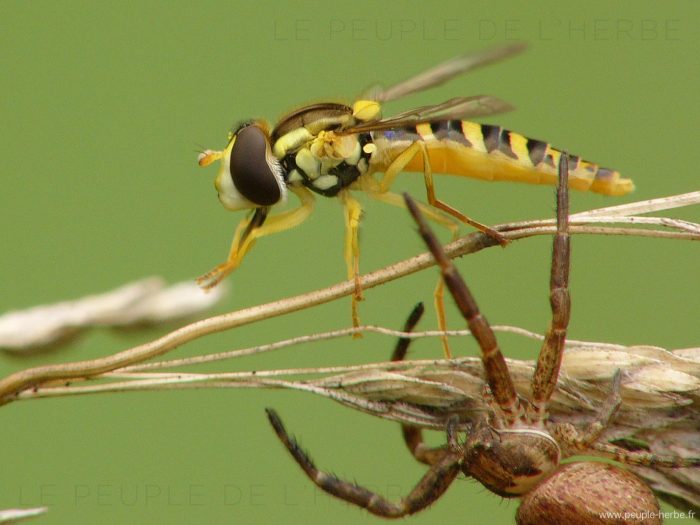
366;42;527;103
339;95;514;134
388;96;514;121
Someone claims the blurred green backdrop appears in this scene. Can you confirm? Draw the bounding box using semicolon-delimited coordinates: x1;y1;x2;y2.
1;1;698;524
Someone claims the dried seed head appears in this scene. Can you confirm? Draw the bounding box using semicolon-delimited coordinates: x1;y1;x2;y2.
516;462;661;525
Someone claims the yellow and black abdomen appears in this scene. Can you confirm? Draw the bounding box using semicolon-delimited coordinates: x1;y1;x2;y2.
372;121;634;196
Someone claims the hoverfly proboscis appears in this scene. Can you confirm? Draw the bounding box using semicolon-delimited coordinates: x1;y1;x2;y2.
196;43;634;351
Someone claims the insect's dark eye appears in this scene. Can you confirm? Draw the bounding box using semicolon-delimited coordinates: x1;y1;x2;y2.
229;125;282;206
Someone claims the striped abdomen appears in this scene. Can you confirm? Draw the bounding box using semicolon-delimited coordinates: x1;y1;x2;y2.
371;120;634;196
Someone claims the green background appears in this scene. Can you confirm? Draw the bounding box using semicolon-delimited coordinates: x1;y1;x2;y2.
1;1;698;524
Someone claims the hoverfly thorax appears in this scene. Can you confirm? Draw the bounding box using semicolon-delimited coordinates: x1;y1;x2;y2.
214;122;287;211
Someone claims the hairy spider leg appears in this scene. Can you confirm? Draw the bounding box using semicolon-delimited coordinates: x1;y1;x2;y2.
390;302;453;466
405;193;523;425
265;408;462;518
530;154;571;423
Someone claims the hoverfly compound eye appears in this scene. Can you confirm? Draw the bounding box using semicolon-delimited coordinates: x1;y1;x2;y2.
229;124;286;206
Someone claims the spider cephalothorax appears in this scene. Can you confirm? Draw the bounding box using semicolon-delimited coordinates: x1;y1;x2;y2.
266;156;700;524
460;423;561;497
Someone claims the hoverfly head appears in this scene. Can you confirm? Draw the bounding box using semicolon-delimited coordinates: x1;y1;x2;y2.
212;121;286;211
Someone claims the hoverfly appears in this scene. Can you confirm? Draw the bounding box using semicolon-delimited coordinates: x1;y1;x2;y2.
197;43;634;338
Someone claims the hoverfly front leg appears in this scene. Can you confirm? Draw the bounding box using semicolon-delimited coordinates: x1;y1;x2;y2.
197;187;315;289
196;207;269;289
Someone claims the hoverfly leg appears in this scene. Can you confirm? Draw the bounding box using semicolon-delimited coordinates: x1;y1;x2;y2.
362;187;458;359
196;208;268;289
432;279;452;359
378;141;508;246
374;140;509;357
415;140;509;247
196;187;315;290
340;190;364;331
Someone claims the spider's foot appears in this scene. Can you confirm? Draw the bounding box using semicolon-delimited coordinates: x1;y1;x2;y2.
483;226;509;247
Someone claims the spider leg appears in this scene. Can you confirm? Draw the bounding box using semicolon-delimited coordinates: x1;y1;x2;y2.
574;369;623;448
398;426;451;467
390;302;426;362
555;371;700;468
588;442;700;469
530;154;572;422
404;193;523;426
552;370;622;454
266;408;461;518
390;302;451;466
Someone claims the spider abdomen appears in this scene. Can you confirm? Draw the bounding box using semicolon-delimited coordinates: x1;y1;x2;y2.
516;461;661;525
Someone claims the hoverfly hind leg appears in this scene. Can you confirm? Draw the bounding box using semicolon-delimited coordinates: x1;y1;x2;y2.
379;141;508;246
375;139;509;358
362;187;458;359
339;190;364;331
433;278;452;359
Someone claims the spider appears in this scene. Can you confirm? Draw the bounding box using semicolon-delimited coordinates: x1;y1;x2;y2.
265;156;700;523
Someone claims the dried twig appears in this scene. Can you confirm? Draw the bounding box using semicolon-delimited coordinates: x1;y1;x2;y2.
10;327;700;511
0;191;698;405
0;507;47;523
0;278;228;353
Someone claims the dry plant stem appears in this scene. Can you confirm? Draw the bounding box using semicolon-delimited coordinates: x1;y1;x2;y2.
10;325;631;401
573;191;700;217
1;191;698;404
0;507;48;523
121;326;476;371
120;324;622;373
0;233;492;404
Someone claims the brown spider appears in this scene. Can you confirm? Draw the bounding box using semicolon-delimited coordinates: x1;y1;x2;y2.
266;156;700;523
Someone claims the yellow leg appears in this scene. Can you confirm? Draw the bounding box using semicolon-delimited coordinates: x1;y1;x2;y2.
362;186;458;235
373;142;508;358
433;278;452;359
362;185;457;359
197;186;315;289
379;142;507;245
340;190;363;329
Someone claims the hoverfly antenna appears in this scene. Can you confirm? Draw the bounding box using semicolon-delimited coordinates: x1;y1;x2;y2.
197;149;222;167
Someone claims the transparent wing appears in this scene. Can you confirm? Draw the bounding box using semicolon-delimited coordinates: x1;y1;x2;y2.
339;95;513;134
365;42;527;103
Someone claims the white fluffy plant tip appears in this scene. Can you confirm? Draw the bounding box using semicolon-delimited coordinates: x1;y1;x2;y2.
0;507;47;523
0;278;227;353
